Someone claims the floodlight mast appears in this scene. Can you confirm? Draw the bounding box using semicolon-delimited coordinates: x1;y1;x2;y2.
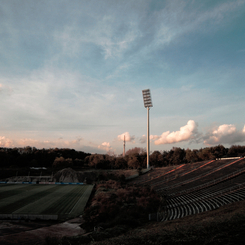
142;89;153;169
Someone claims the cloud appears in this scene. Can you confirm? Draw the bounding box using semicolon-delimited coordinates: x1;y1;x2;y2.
98;142;112;152
117;132;135;143
152;0;245;50
13;137;85;150
0;83;12;95
0;68;124;132
153;120;199;145
0;135;104;153
140;134;162;144
139;135;146;144
203;124;245;145
0;136;14;147
53;10;141;60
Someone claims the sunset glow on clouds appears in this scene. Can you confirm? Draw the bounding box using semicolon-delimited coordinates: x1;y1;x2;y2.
1;122;245;154
152;120;198;145
203;124;245;145
117;132;135;143
0;136;13;148
1;1;245;154
98;142;112;152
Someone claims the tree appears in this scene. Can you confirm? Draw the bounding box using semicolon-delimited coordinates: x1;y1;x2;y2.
212;145;228;158
74;158;84;167
170;147;186;165
52;157;73;168
115;157;127;169
87;154;101;168
150;151;163;167
126;147;145;156
127;153;141;169
186;149;199;163
197;148;215;161
228;145;245;157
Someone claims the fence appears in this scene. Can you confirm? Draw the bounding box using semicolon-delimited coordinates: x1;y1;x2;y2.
0;214;58;220
0;181;85;185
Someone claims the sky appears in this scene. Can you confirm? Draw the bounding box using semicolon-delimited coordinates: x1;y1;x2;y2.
1;0;245;155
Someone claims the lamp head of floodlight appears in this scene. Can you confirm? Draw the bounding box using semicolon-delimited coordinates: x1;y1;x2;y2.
142;89;153;108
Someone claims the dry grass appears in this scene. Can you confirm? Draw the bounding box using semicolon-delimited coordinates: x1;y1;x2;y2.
86;199;245;245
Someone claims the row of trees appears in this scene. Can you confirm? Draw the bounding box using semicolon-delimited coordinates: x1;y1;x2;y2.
0;147;90;168
85;144;245;169
0;144;245;170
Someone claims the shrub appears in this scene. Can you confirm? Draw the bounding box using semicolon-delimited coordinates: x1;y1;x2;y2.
81;180;160;232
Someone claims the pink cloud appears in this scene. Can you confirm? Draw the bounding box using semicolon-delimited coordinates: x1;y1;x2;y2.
98;142;112;152
204;124;245;145
153;120;198;145
0;136;14;147
117;132;135;143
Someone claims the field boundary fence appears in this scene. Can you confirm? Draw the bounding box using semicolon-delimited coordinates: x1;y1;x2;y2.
0;214;58;220
0;181;85;185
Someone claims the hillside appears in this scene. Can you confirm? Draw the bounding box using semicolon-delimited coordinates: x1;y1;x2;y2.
83;199;245;245
65;158;245;244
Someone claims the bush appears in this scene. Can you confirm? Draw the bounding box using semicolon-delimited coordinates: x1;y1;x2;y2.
81;180;160;232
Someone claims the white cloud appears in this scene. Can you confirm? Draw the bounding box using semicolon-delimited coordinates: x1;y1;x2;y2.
53;12;140;60
0;67;123;132
98;142;112;152
0;135;102;153
150;135;160;141
117;132;135;143
204;124;245;145
0;136;14;148
13;137;84;150
153;120;198;145
139;134;160;144
0;83;13;95
153;0;245;49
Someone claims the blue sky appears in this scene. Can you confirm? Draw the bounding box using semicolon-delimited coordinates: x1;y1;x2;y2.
1;0;245;154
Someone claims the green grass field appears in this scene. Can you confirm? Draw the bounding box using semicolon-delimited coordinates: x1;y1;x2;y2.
0;184;93;220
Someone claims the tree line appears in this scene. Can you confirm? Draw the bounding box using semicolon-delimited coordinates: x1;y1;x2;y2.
0;147;90;169
1;144;244;170
85;144;245;169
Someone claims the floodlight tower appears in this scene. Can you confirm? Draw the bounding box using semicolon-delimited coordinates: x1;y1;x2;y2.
142;89;153;169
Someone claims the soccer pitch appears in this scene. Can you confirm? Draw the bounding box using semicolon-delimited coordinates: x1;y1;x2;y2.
0;184;94;220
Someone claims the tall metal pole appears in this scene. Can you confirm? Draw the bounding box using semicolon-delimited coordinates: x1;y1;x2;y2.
142;89;152;170
147;107;150;169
